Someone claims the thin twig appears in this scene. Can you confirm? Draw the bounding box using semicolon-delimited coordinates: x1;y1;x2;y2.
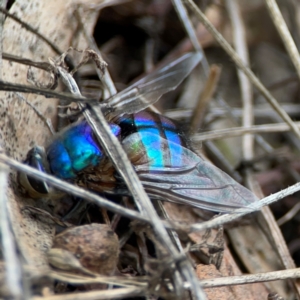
48;271;149;287
277;202;300;227
192;120;300;142
0;1;4;77
3;52;51;70
225;0;254;161
0;161;23;297
166;104;300;124
31;286;144;300
87;105;206;300
0;83;24;297
76;7;117;96
200;268;300;288
141;2;207;293
0;80;95;102
189;65;221;134
172;0;209;73
265;0;300;81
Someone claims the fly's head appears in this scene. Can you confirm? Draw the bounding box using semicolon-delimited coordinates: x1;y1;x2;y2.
18;146;57;199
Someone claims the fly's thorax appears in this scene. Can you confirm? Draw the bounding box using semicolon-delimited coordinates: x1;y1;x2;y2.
46;121;121;180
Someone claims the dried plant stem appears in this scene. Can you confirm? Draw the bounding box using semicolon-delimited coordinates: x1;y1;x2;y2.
0;80;93;102
31;286;144;300
0;1;4;78
200;268;300;288
184;0;300;140
19;264;300;291
166;104;300;122
193;121;300;142
2;53;51;70
75;7;117;96
256;206;300;297
172;0;209;72
277;202;300;226
189;65;221;134
265;0;300;81
0;162;23;298
48;271;148;287
225;0;254;161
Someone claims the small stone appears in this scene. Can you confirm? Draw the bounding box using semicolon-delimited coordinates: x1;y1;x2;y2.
52;223;119;275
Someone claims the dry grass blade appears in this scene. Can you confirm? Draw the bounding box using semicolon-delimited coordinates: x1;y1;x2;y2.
189;65;221;134
0;80;94;102
31;287;145;300
264;0;300;80
0;161;23;298
48;271;149;287
172;0;207;69
75;7;117;95
200;268;300;288
277;202;300;226
2;53;52;70
225;0;254;160
193;122;300;142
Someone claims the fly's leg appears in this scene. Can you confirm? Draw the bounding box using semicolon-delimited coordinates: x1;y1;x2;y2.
189;227;224;270
61;197;91;224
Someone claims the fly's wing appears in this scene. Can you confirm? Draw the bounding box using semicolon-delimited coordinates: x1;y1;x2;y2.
102;52;202;117
122;132;258;213
140;162;257;213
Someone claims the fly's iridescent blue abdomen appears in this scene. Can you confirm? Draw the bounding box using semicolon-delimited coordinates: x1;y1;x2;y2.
117;111;189;169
